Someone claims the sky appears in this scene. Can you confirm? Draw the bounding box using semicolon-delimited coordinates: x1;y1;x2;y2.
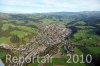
0;0;100;13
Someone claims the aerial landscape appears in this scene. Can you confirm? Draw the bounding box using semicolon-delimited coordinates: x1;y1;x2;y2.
0;0;100;66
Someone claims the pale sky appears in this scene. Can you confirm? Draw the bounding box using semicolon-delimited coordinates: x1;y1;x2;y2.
0;0;100;13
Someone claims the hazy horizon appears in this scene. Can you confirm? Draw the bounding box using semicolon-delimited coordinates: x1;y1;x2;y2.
0;0;100;13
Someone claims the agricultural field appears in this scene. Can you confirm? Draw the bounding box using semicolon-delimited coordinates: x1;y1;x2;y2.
0;19;38;45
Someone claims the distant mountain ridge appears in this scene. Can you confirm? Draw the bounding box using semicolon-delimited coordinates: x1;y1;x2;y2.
0;11;100;25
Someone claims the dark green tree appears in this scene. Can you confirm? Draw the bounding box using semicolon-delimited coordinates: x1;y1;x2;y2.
10;35;20;43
